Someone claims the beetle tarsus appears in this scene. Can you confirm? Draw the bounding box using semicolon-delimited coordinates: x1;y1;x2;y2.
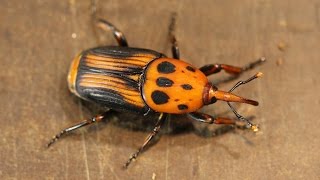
47;130;66;147
123;113;167;169
124;150;140;169
243;57;266;71
47;113;107;148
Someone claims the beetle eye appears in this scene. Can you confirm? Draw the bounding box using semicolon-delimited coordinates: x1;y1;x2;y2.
210;97;217;104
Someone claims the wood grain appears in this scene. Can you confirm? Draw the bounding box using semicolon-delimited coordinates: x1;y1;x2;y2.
1;0;319;179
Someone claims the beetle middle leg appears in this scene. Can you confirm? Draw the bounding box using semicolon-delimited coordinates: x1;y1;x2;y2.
199;57;266;76
124;113;168;168
47;110;112;147
96;19;128;47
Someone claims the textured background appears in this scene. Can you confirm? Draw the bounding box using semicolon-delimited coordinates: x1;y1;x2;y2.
1;0;319;179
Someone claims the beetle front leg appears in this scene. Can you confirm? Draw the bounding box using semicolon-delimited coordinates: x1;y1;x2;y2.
47;110;111;147
188;112;236;125
96;19;129;47
168;13;180;59
124;113;168;168
199;57;266;76
188;112;258;131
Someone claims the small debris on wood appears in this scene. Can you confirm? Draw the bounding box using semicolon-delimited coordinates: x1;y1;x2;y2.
277;41;287;51
276;58;284;66
152;173;156;180
279;19;287;27
71;33;77;39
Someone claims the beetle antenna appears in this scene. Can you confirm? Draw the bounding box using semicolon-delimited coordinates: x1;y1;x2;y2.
226;72;262;131
227;102;259;132
228;72;263;92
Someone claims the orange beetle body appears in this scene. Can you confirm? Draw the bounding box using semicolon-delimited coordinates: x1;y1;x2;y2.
68;46;210;115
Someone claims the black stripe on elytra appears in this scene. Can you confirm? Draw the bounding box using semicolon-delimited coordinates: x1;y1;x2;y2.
181;84;193;90
79;59;144;76
77;87;149;114
151;90;170;104
178;104;188;110
78;67;140;90
156;77;174;87
157;61;176;74
186;66;196;72
88;46;162;59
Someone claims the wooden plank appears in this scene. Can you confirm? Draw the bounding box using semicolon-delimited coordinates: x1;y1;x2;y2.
0;0;319;179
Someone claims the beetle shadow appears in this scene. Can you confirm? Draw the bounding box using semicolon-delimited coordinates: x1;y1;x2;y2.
84;105;257;156
81;100;256;142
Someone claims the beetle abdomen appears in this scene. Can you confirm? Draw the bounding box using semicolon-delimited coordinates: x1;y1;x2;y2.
68;46;163;113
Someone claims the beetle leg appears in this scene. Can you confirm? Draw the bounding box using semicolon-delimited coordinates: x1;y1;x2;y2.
187;112;236;124
124;113;168;168
47;111;111;147
199;57;266;76
96;19;128;47
168;13;180;59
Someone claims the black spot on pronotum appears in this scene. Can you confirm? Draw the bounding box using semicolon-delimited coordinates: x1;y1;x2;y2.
178;104;188;110
186;66;196;72
174;99;179;102
181;84;193;90
157;61;176;74
151;90;170;104
156;77;174;87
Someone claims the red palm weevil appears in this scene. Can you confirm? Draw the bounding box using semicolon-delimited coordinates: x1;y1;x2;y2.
48;16;265;168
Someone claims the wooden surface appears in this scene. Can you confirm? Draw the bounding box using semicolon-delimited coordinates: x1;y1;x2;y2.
1;0;320;179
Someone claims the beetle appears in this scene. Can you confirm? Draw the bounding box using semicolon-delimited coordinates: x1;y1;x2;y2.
48;16;265;168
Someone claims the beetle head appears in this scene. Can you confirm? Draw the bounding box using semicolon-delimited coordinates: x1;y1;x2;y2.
203;72;262;106
203;72;263;131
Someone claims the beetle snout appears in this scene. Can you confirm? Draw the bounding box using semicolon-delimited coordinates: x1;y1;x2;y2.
204;72;263;106
209;89;259;106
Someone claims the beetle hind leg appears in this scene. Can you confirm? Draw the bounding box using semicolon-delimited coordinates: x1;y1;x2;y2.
124;113;168;169
96;19;129;47
47;111;110;147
